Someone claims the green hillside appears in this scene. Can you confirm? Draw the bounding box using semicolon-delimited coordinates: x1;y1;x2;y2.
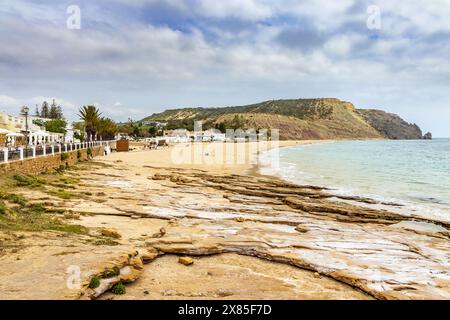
141;98;426;140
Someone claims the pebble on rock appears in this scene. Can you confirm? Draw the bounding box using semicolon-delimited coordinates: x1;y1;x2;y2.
178;256;194;266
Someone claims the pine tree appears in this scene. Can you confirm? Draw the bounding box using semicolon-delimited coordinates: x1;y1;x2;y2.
41;101;49;118
56;105;64;119
49;99;58;119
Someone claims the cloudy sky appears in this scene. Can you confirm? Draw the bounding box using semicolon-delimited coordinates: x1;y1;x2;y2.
0;0;449;136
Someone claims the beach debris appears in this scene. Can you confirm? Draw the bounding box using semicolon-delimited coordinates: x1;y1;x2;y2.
178;256;194;266
100;228;122;239
235;217;245;223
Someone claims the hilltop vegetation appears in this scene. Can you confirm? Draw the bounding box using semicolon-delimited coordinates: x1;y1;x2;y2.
141;98;426;140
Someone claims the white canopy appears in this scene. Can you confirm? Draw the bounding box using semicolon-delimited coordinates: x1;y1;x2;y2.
0;128;10;134
32;130;50;137
6;132;23;137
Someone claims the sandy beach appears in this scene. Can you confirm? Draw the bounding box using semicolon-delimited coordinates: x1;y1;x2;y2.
124;140;315;175
0;141;449;300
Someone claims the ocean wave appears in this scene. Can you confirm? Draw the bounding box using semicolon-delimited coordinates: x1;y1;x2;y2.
258;141;450;222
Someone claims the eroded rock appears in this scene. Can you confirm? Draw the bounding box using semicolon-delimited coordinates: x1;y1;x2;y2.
100;228;122;239
179;256;194;266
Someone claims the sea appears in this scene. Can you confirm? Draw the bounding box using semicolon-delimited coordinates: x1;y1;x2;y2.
259;139;450;221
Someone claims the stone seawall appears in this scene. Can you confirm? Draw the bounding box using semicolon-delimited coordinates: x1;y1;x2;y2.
0;146;104;175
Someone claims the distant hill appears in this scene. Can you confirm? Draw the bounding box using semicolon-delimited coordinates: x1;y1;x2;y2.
357;109;423;140
141;98;427;140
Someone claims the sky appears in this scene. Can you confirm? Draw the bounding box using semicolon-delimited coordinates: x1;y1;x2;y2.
0;0;449;137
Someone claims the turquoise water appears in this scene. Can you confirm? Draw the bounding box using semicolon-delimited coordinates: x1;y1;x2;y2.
260;139;450;219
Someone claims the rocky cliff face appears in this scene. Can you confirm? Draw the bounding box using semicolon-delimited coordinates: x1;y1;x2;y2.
357;109;424;140
144;99;428;140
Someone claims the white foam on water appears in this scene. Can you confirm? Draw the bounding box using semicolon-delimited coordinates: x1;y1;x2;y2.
258;140;450;223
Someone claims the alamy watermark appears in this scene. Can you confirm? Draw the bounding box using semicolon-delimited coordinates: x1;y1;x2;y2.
167;121;280;169
66;5;81;30
366;5;381;30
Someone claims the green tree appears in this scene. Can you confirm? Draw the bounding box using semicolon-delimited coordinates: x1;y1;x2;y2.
148;126;157;137
78;105;101;141
48;99;64;119
133;125;140;137
73;122;85;142
49;99;58;119
56;105;63;119
215;122;226;133
32;119;45;127
231;115;244;130
96;117;118;140
45;119;67;134
41;101;49;118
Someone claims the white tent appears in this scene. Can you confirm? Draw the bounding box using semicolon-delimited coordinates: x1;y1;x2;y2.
0;128;11;134
4;132;23;147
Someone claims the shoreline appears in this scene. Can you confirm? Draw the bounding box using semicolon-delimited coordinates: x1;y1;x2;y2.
246;139;336;178
0;141;448;300
255;140;450;225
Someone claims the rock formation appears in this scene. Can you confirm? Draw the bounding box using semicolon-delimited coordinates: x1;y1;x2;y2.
2;160;448;300
67;164;450;299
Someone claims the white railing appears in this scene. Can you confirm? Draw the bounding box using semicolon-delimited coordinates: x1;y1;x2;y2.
0;140;116;164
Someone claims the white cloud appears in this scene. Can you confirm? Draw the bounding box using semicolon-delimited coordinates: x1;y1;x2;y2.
0;95;21;111
0;0;449;134
323;34;363;57
379;1;450;35
0;94;77;118
196;0;273;20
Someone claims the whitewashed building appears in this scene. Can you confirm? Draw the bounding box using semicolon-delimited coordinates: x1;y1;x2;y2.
201;128;226;142
0;111;74;146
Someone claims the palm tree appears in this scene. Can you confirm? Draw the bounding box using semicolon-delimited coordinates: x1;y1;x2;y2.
78;105;101;141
